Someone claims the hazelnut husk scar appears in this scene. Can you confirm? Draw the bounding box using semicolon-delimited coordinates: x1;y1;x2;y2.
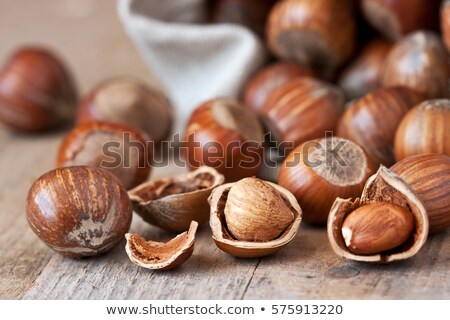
125;221;198;271
328;166;429;263
209;179;302;258
129;167;224;232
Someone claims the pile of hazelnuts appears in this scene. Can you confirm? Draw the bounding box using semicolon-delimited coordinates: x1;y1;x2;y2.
1;0;449;268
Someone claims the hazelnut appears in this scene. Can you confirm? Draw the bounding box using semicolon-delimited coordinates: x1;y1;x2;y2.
0;46;77;132
279;137;376;224
441;1;450;52
337;86;424;167
183;98;264;182
338;38;393;100
391;153;450;233
328;166;429;263
57;121;151;190
341;202;414;255
129;167;224;232
209;177;302;257
394;99;450;160
210;0;275;37
361;0;441;41
244;62;316;115
261;78;345;151
381;31;450;99
267;0;356;77
125;221;198;271
77;77;172;145
26;166;132;258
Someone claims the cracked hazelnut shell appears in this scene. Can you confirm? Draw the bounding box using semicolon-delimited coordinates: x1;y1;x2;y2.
381;31;450;99
26;166;132;258
267;0;356;78
129;167;224;232
328;166;429;263
209;177;301;258
391;153;450;233
77;77;172;145
0;46;77;132
125;221;198;271
244;62;316;114
261;78;345;151
394;99;450;160
279;137;376;225
183;98;264;182
337;86;424;167
57;121;151;190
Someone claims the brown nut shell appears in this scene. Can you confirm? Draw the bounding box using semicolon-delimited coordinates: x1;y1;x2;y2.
328;166;429;263
209;180;302;258
26;166;132;258
129;167;224;232
391;153;450;233
442;1;450;53
125;221;198;271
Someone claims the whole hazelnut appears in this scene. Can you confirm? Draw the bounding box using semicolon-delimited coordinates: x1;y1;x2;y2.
279;137;376;224
391;153;450;233
26;166;132;258
267;0;356;77
337;86;424;167
210;0;275;37
442;1;450;52
338;38;393;100
57;121;151;190
381;31;450;99
77;77;172;145
183;98;264;182
261;78;345;151
209;177;302;257
244;62;316;115
362;0;441;41
394;100;450;160
0;46;77;132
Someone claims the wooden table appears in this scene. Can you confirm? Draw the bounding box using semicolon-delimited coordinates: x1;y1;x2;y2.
1;0;449;300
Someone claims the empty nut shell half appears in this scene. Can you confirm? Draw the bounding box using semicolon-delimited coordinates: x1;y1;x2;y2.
128;167;224;232
209;179;302;258
125;221;198;271
328;166;429;263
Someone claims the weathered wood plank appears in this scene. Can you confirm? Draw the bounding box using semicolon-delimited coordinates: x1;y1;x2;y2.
242;227;450;299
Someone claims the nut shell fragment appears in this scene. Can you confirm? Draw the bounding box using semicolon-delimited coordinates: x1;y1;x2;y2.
129;167;224;232
209;180;302;258
328;166;429;263
125;221;198;271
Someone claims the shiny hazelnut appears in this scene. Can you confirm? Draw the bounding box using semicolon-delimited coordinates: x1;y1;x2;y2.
361;0;441;41
183;98;264;182
267;0;356;77
26;166;132;258
0;46;77;132
337;86;424;167
394;99;450;160
279;136;376;224
57;121;151;190
442;1;450;52
338;38;393;100
391;153;450;233
261;78;345;151
77;77;172;145
209;177;302;257
382;31;450;99
244;62;316;115
328;166;429;263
